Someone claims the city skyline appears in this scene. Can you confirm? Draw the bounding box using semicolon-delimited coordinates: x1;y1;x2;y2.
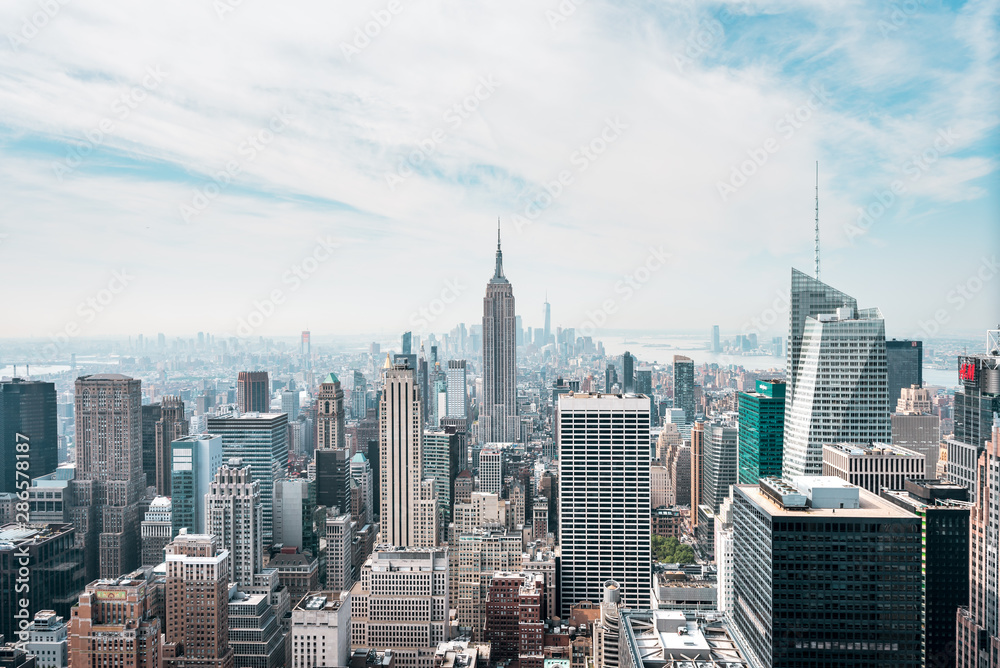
1;2;997;342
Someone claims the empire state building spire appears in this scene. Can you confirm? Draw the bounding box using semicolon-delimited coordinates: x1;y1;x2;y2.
492;217;507;283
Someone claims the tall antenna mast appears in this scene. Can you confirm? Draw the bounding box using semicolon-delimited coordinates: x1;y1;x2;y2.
814;161;820;280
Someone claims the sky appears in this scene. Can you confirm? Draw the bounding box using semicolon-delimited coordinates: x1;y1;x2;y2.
1;0;998;349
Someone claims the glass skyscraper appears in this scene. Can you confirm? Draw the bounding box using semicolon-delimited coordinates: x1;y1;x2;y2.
737;379;786;484
886;339;923;406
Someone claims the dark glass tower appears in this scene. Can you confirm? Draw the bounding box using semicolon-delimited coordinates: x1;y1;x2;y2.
886;339;923;406
622;351;635;393
672;355;695;424
0;379;57;493
236;371;269;413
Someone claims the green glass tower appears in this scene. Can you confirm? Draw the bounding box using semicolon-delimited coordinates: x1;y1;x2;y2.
737;379;786;484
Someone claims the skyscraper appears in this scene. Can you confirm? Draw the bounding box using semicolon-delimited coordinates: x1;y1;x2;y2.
351;371;367;420
156;396;187;496
711;325;721;353
737;380;786;484
732;477;922;668
206;412;288;546
0;379;57;494
206;458;263;587
543;296;551;345
162;532;234;668
701;419;738;514
786;268;858;405
957;422;1000;667
141;402;161;490
300;330;311;369
557;393;650;615
315;373;345;450
171;433;223;535
672;355;694;425
480;224;519;443
886;339;923;405
315;447;351;514
783;305;890;478
689;419;704;529
74;374;145;579
446;360;468;419
236;371;269;414
947;333;1000;502
380;360;438;547
622;352;635;393
68;573;161;668
281;388;299;421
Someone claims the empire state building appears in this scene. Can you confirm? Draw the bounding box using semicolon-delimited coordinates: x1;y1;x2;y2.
480;223;519;443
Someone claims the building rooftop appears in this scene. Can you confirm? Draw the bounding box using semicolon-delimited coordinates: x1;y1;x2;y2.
739;481;917;518
622;610;749;667
294;591;344;612
823;442;924;457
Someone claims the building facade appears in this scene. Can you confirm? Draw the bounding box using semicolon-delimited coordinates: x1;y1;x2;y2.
480;228;519;444
737;379;785;484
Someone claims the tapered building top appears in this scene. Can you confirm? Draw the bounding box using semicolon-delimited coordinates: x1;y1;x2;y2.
492;218;508;284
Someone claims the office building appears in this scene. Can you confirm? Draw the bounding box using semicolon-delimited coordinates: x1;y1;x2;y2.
0;523;84;643
226;590;285;668
206;459;263;587
622;352;635;394
712;325;721;353
350;453;374;524
689;420;704;529
446;361;468;419
141;402;162;491
782;305;890;477
206;412;288;546
315;448;351;514
0;379;57;494
351;372;367;421
882;479;971;668
701;419;738;514
326;512;354;592
483;572;544;668
480;227;519;443
162;532;234;668
737;379;785;484
236;371;269;414
557;393;650;615
893;384;941;471
281;389;300;422
423;429;458;528
605;365;618;393
886;339;923;408
822;442;925;494
949;334;1000;502
270;550;319;605
22;611;67;668
73;374;145;580
155;397;188;496
672;356;694;426
479;447;503;496
140;496;172;567
274;478;317;556
381;360;438;547
731;477;922;667
171;434;223;536
67;572;161;668
290;592;351;668
957;423;1000;667
316;374;346;450
453;528;523;641
349;547;450;668
786;267;857;406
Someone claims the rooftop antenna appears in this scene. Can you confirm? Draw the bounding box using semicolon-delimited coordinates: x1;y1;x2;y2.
814;161;820;281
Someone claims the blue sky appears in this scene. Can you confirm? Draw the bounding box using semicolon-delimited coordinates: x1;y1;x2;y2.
0;0;997;347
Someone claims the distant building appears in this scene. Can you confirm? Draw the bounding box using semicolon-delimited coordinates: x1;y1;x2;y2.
701;419;738;514
671;356;694;426
480;228;519;443
445;361;468;419
170;433;223;536
315;374;346;450
140;497;172;567
274;478;317;557
236;371;270;414
206;459;263;587
154;397;187;497
0;379;57;495
479;448;504;496
886;339;923;409
821;442;925;494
